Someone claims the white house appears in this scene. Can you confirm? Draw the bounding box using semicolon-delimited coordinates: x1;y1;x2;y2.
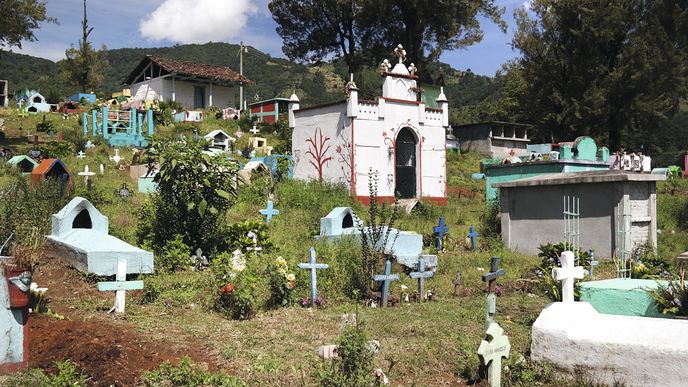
290;45;449;205
124;55;253;110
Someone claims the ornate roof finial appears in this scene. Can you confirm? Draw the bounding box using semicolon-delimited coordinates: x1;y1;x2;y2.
344;73;358;97
393;44;406;64
407;62;417;75
379;59;391;74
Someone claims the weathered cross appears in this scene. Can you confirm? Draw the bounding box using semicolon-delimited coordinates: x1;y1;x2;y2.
298;247;329;307
477;322;511;387
259;199;280;223
96;258;143;313
78;165;96;190
588;249;598;278
468;225;479;252
109;149;122;164
372;259;399;308
452;271;463;296
481;256;505;330
249;125;260;135
409;256;434;301
76;150;86;159
433;217;449;251
117;183;130;199
553;250;586;303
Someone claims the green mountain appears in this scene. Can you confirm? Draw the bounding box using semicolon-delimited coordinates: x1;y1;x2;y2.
0;42;499;119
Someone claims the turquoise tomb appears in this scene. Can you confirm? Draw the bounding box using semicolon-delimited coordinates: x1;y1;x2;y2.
45;197;154;276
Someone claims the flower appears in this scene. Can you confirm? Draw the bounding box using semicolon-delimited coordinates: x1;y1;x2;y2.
286;273;295;282
374;369;390;385
221;283;235;294
30;282;48;294
231;250;246;273
287;280;296;290
275;256;287;266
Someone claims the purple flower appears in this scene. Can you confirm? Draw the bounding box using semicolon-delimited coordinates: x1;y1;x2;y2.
494;285;503;297
674;297;683;307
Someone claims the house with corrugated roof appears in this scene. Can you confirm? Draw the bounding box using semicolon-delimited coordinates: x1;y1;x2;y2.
124;55;254;110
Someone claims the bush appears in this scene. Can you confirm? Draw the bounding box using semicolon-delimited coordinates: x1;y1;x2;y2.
267;255;297;307
211;250;259;320
142;357;245;386
158;235;191;273
39;141;74;159
23;360;88;386
225;220;273;253
315;320;379;387
631;243;671;279
535;243;591;302
480;197;501;241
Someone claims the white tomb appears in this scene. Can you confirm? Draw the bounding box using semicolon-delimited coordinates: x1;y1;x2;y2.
290;45;449;205
531;251;688;386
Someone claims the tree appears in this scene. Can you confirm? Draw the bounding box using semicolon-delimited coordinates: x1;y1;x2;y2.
510;0;688;150
61;0;107;93
0;0;56;49
136;136;239;255
269;0;506;80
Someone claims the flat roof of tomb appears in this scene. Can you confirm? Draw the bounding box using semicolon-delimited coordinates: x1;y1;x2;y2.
493;170;666;188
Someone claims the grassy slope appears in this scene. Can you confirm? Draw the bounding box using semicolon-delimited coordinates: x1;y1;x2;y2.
2;108;687;385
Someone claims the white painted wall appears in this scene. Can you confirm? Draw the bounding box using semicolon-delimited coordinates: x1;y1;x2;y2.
130;77;236;109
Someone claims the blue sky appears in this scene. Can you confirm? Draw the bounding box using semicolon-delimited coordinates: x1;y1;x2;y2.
13;0;528;76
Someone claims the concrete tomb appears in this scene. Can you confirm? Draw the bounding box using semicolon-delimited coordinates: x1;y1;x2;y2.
6;155;38;174
317;207;435;269
579;278;668;318
531;251;688;386
495;170;665;257
45;197;154;275
0;257;29;373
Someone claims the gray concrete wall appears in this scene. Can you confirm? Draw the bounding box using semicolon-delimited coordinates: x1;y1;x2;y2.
500;182;625;257
454;124;493;156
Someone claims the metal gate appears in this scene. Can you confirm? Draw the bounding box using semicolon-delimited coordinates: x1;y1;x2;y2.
563;195;580;265
395;128;417;199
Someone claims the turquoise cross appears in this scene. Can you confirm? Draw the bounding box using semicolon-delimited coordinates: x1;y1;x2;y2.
96;258;143;313
298;247;329;306
468;225;478;251
259;199;280;223
409;256;434;301
372;259;399;308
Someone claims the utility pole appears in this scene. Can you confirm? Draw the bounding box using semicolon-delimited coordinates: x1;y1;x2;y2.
239;42;248;111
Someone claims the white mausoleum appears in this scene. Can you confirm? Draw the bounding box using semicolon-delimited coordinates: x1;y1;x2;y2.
290;45;449;205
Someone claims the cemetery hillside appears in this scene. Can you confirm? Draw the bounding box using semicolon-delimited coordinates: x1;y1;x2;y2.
1;0;688;386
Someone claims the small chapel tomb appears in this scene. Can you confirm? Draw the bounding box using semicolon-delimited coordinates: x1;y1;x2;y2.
45;197;154;275
290;45;449;205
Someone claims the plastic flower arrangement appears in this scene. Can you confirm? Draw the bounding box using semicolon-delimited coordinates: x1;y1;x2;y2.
269;256;296;307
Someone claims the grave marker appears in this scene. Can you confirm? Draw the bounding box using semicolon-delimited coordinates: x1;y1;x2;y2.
249;125;260;135
477;322;511;387
481;256;505;330
409;256;434;301
468;225;478;251
452;271;463;296
109;149;122;164
588;249;598;278
372;259;399;308
259;199;280;223
78;165;96;190
117;183;130;199
553;251;586;303
433;217;448;251
298;247;329;307
84;140;95;149
76;150;86;159
96;258;143;313
99;163;104;175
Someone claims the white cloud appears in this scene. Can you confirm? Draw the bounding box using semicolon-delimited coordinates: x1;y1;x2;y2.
15;41;66;62
522;0;533;10
139;0;258;43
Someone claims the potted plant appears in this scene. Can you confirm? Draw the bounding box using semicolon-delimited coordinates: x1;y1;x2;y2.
2;228;43;308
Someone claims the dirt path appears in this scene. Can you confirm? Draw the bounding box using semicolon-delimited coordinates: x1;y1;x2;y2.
28;257;222;386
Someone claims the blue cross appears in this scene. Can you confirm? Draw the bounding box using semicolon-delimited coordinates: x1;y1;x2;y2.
433;217;449;251
298;247;329;306
468;225;479;252
259;199;280;223
372;259;399;308
409;256;434;301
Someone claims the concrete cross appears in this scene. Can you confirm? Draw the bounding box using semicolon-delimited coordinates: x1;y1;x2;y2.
259;200;280;223
250;125;260;135
433;217;449;251
409;256;434;301
588;249;598;278
468;225;479;252
84;140;95;149
477;322;511;387
99;163;104;175
452;271;463;296
298;247;329;307
482;256;505;330
372;259;399;308
96;258;143;313
78;165;96;190
553;251;586;303
76;150;86;159
109;149;122;164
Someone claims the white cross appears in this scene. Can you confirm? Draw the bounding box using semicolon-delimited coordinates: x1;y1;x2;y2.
99;163;104;175
477;322;511;387
78;165;96;184
552;251;586;303
109;149;122;164
77;150;86;159
249;125;260;135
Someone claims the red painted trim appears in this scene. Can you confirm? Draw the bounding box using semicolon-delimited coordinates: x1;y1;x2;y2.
351;119;356;196
354;195;447;206
383;97;420;106
419;134;423;198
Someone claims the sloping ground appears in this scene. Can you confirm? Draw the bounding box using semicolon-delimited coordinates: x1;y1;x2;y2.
25;256;226;386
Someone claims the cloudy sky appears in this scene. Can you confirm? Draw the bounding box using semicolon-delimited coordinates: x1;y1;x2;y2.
13;0;529;76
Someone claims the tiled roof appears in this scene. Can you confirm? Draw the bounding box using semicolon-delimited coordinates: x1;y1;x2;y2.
126;55;254;85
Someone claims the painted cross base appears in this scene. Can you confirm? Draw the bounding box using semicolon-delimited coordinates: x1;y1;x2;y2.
478;322;511;387
318;340;380;359
96;258;143;313
372;259;399;308
298;247;329;307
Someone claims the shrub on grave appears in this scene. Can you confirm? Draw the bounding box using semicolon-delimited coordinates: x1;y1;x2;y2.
535;242;592;301
136;136;238;256
224;220;273;253
211;250;259;320
142;356;245;386
630;242;672;279
158;235;192;273
268;255;297;307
